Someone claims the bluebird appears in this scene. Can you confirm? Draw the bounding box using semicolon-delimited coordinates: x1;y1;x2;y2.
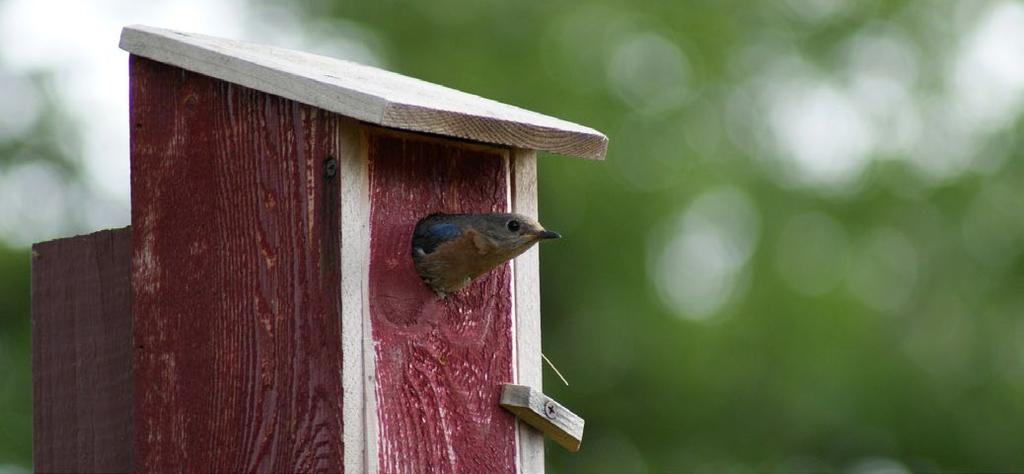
412;212;561;297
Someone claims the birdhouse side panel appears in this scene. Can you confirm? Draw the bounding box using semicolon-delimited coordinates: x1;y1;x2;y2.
129;56;344;472
366;129;517;473
31;228;134;473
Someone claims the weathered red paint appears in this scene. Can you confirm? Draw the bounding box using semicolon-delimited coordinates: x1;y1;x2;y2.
368;131;517;473
130;56;344;472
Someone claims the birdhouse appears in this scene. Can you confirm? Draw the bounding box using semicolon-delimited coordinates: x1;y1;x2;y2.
30;25;604;473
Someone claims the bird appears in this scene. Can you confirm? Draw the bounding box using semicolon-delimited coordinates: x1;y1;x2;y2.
412;212;561;297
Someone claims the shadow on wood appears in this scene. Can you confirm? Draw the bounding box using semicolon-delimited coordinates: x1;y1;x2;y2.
32;228;133;473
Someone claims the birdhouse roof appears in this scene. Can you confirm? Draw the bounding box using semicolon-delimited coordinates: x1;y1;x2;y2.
119;25;607;160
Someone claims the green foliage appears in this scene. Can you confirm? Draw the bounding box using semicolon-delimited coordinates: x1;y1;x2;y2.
0;245;32;467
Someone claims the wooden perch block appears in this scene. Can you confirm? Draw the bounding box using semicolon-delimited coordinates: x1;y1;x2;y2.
500;384;585;452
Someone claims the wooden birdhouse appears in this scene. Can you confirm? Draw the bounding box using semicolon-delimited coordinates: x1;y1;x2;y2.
30;25;604;473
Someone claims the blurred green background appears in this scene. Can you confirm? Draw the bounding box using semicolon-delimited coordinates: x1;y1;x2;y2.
2;0;1024;472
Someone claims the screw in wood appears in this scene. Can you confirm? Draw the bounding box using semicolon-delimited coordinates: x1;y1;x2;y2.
324;156;337;179
544;401;557;419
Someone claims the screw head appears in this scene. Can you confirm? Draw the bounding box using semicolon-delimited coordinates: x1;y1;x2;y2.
324;156;337;179
544;401;557;419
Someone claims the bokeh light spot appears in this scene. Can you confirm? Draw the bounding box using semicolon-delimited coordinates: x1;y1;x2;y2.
650;187;759;321
607;32;692;115
0;162;76;247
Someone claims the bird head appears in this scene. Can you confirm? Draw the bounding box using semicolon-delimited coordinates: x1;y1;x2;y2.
411;212;560;296
470;213;561;257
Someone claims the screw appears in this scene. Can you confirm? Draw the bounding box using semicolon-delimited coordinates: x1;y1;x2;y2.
544;401;557;419
324;156;337;179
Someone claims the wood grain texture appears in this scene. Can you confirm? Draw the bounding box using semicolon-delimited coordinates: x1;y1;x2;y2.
130;56;344;472
338;119;378;474
500;385;584;453
119;25;608;160
367;130;517;473
511;149;544;473
31;228;134;474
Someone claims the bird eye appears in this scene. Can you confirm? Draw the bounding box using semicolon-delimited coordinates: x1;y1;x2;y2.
507;220;521;232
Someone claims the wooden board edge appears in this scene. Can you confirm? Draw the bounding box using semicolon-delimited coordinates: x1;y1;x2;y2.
500;384;584;453
119;26;389;125
339;119;377;474
382;104;608;161
511;149;545;472
120;26;608;161
360;123;511;156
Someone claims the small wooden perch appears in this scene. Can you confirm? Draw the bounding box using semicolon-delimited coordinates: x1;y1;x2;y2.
500;384;585;452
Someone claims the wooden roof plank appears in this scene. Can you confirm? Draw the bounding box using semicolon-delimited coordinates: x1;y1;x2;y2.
119;25;607;160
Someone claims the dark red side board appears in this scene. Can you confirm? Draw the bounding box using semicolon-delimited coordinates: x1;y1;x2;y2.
367;132;517;473
31;228;134;473
130;56;343;472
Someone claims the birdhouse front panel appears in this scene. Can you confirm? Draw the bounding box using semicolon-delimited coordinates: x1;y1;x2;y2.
129;55;346;472
365;130;517;472
128;55;533;473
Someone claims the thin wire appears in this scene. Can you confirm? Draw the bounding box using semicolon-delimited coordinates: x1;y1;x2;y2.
541;352;570;386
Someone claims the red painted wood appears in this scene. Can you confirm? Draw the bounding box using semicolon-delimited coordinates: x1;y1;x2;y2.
31;228;134;473
367;131;517;473
130;56;343;472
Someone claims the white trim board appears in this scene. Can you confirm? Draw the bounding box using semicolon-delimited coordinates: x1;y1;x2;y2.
119;25;607;160
338;120;377;474
512;149;544;473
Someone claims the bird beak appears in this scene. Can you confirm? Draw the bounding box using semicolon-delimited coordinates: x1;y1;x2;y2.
536;230;561;240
